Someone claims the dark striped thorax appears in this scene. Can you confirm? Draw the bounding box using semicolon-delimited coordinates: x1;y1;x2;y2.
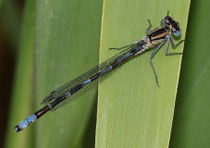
144;27;168;50
142;15;181;51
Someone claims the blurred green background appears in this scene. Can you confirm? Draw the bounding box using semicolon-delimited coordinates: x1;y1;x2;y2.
0;0;210;148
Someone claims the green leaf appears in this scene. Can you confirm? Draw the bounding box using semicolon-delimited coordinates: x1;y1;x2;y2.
5;0;35;148
34;0;102;147
96;0;190;147
170;0;210;147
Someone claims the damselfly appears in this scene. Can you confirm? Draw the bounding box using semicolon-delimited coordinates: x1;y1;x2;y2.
14;13;184;133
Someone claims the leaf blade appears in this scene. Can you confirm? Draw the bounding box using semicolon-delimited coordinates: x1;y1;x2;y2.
96;0;191;147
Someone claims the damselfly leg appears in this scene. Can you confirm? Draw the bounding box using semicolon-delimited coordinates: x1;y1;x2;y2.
149;41;165;87
146;19;152;34
170;35;185;49
165;35;185;55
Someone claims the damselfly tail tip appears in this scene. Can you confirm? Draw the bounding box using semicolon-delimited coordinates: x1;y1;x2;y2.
14;125;22;133
14;114;37;133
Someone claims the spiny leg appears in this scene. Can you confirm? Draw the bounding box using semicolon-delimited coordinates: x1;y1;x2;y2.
146;19;152;34
165;35;184;55
149;41;165;87
170;34;185;48
165;37;181;55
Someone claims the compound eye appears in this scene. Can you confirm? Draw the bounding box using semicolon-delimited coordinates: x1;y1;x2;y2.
172;27;176;32
172;29;181;36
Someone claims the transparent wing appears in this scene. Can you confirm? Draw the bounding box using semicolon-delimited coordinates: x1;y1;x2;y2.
49;78;97;111
41;44;138;110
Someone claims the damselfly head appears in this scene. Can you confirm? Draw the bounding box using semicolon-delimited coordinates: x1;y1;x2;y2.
161;16;181;36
